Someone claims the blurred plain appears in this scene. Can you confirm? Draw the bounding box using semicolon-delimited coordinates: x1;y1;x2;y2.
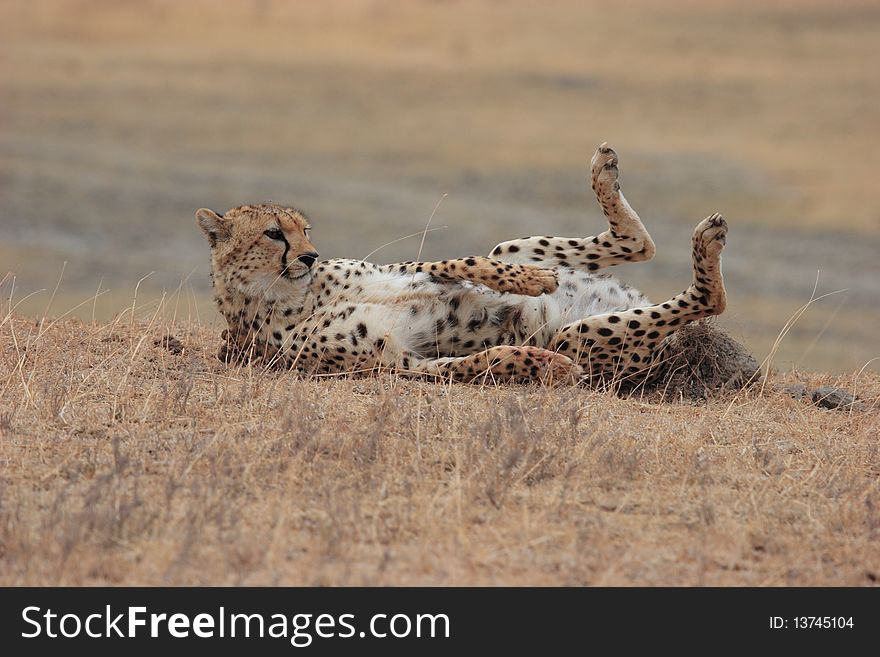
1;0;878;371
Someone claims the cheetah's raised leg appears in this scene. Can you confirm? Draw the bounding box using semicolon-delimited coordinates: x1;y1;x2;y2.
490;143;655;272
549;213;728;384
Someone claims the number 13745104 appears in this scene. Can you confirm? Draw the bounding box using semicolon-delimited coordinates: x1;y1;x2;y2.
770;617;854;629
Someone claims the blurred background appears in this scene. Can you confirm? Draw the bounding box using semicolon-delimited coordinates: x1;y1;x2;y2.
1;0;877;372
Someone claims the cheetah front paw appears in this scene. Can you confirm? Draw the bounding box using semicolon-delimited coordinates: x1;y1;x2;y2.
500;266;558;296
693;212;728;259
591;142;620;196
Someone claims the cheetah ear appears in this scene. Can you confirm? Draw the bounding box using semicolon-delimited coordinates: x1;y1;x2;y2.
196;208;229;247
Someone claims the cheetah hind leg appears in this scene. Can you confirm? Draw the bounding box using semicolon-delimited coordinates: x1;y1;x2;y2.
550;213;728;385
404;345;583;385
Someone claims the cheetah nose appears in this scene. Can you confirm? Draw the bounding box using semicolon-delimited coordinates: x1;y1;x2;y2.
298;251;319;267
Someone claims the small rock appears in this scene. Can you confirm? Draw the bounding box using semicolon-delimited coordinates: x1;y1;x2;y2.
154;335;185;355
775;439;800;454
809;386;864;411
782;383;807;400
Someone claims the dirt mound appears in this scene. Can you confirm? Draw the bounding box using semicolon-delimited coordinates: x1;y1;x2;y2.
647;320;762;400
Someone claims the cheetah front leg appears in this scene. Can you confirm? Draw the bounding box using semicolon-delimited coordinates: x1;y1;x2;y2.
490;143;655;272
390;257;558;296
550;213;728;384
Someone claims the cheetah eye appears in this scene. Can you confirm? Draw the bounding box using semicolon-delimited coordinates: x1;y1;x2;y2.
263;228;285;241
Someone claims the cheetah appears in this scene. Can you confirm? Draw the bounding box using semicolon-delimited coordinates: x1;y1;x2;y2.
197;143;728;387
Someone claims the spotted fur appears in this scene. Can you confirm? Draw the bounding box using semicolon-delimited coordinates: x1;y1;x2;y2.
199;144;728;386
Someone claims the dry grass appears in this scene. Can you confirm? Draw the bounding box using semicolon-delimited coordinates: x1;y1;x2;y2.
1;309;878;586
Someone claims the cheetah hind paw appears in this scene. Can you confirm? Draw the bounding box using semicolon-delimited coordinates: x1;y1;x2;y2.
522;347;584;385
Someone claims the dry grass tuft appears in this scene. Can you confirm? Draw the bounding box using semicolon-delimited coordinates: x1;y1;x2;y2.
1;314;878;585
652;319;762;401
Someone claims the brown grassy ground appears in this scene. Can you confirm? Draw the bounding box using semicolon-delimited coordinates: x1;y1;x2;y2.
1;312;878;586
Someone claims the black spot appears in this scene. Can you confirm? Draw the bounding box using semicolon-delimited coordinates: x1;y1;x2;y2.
608;315;621;323
647;331;660;339
628;320;640;329
598;327;613;337
356;323;368;338
508;245;520;253
539;239;550;246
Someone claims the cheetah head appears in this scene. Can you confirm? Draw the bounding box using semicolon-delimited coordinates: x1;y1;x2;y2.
196;203;319;300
